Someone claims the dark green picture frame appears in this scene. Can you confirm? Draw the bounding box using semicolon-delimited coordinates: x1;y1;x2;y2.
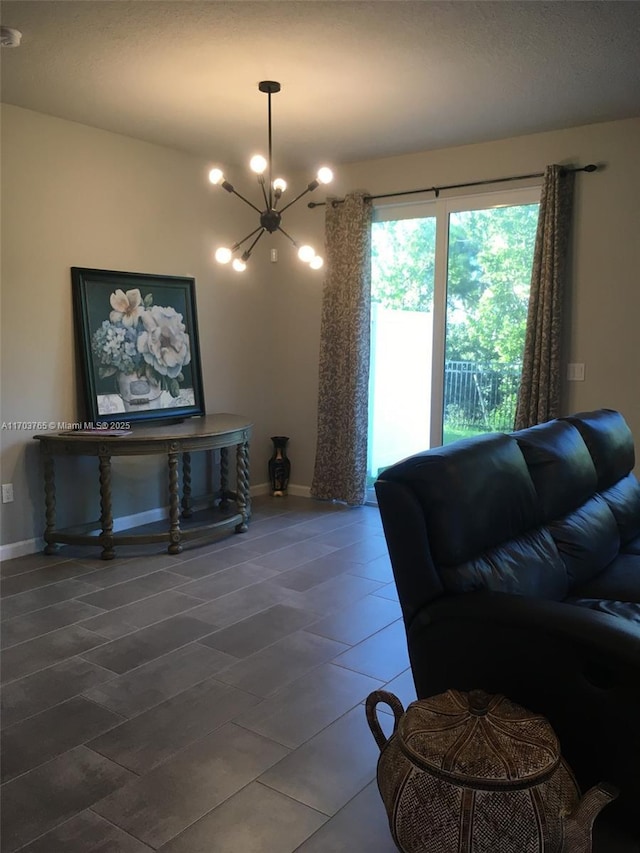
72;267;205;425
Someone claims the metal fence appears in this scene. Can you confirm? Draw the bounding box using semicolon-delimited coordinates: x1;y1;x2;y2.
444;360;522;433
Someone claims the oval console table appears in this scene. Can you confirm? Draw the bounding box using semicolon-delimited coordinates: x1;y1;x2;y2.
34;413;252;560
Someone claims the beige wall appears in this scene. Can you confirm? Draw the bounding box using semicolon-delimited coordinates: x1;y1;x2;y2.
276;116;640;489
0;104;281;548
2;105;639;550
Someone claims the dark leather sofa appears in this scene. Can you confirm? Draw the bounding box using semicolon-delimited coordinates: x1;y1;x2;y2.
375;409;640;832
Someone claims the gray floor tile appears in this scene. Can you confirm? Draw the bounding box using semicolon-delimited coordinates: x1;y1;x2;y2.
80;614;215;674
1;696;123;782
169;544;260;579
79;589;204;636
88;677;259;773
19;810;154;852
1;624;106;684
1;551;69;578
0;561;99;597
333;619;409;681
0;657;115;728
188;578;297;628
157;780;326;853
83;642;236;717
293;781;397;852
328;535;390;565
0;578;101;620
269;551;357;592
371;582;400;602
348;552;395;582
0;746;135;853
259;705;379;816
216;630;348;698
93;723;289;848
1;599;105;648
199;603;316;658
235;662;383;748
306;594;402;646
250;539;339;572
76;571;189;610
78;554;185;588
381;667;418;709
288;573;384;616
176;560;280;599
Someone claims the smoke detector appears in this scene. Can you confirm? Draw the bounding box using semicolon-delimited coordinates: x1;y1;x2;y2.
1;27;22;47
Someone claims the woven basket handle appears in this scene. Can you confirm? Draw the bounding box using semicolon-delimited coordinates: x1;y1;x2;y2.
365;690;405;752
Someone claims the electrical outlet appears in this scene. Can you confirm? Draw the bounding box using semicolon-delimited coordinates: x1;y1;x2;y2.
270;248;278;263
2;483;14;503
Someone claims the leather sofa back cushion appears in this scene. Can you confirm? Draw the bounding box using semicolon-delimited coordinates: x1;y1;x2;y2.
514;420;597;520
440;527;568;599
565;409;636;489
383;433;540;566
548;495;620;587
599;474;640;545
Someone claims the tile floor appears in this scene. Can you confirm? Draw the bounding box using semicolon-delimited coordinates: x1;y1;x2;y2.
1;496;637;852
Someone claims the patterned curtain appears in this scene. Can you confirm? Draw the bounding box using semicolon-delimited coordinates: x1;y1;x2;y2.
515;165;575;430
311;191;373;506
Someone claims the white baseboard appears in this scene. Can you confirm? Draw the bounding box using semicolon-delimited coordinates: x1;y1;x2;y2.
0;486;313;560
0;537;46;561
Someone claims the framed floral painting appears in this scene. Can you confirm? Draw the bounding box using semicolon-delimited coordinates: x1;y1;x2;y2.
72;268;205;425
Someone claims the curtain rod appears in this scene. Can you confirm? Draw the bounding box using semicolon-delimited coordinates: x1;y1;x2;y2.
307;164;598;208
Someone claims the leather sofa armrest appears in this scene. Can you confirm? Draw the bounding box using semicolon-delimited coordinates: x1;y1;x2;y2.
421;591;640;665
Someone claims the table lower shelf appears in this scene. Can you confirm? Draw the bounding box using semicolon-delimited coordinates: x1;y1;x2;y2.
44;502;247;560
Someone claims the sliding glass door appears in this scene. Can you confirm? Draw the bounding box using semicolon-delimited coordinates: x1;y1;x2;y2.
367;187;540;491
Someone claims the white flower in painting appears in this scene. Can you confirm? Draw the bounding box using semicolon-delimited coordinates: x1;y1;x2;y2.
109;289;144;327
137;305;191;379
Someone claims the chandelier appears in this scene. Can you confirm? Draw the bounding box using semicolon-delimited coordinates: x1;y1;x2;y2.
208;81;333;272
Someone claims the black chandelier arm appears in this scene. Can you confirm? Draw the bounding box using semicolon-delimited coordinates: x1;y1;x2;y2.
279;185;314;215
244;229;266;260
232;225;265;252
257;175;270;210
267;90;274;210
228;186;263;215
276;225;300;248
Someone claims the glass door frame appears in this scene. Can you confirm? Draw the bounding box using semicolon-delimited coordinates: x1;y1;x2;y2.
371;184;541;453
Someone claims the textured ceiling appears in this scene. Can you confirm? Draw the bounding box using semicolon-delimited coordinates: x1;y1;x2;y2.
1;1;640;172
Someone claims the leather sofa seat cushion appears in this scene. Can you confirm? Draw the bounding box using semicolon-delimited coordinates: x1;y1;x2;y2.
548;494;620;587
514;420;597;520
565;409;636;489
439;527;568;600
381;433;540;567
567;597;640;623
570;553;640;603
599;474;640;545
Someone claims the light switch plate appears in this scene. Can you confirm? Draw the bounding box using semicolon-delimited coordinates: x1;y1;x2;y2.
567;363;585;381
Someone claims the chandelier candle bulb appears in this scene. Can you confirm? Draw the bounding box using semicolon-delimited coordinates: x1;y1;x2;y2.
250;155;267;174
298;245;316;263
208;80;333;271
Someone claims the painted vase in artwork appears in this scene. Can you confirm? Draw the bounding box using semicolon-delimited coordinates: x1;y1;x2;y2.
116;372;163;411
269;436;291;496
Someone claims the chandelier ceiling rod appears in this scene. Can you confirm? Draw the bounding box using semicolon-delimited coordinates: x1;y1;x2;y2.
209;80;333;272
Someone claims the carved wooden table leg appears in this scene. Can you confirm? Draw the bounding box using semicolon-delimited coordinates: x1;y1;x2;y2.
42;446;60;554
98;447;115;560
219;446;230;510
181;451;192;518
168;444;182;554
235;440;250;532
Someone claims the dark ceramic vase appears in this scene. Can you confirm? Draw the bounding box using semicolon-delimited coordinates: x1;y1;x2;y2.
269;436;291;496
